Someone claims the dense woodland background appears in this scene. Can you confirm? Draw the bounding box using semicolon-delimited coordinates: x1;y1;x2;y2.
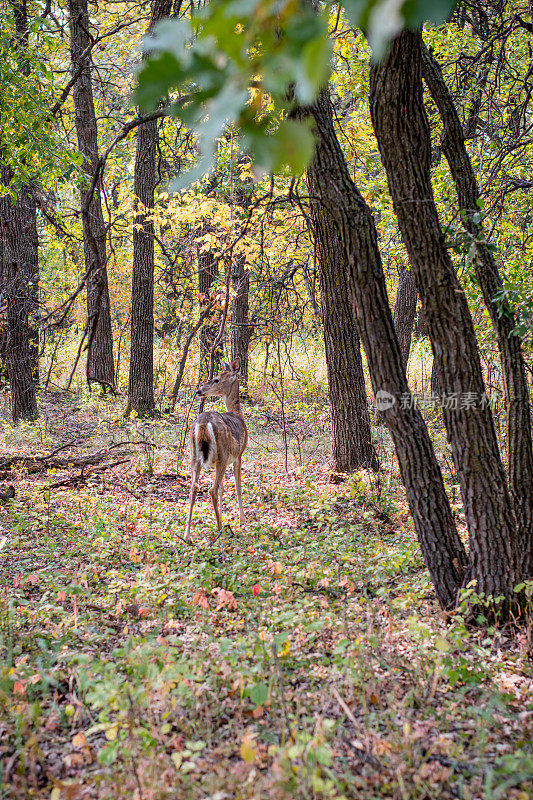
0;0;532;798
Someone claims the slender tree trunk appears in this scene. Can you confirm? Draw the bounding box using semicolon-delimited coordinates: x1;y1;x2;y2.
126;0;171;416
369;31;519;609
197;236;221;376
392;266;417;372
305;168;379;471
302;259;321;322
170;301;215;410
413;307;427;339
0;166;39;422
421;42;533;580
430;359;441;399
68;0;115;389
307;88;466;609
230;253;252;388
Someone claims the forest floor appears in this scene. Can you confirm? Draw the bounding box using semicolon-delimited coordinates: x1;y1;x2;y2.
0;389;532;800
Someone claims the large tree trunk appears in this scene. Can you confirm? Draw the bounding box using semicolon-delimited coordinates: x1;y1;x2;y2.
12;0;39;383
308;88;466;609
0;1;39;420
0;166;39;422
421;42;533;580
392;266;417;372
68;0;115;390
126;0;172;416
369;31;519;609
230;253;252;388
18;184;39;383
306;166;378;472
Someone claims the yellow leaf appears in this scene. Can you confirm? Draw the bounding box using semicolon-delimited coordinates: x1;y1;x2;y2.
50;789;61;800
240;734;257;764
106;724;118;741
72;731;87;749
171;751;182;769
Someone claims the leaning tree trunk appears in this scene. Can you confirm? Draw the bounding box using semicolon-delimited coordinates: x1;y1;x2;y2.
68;0;115;390
0;166;39;422
369;30;519;610
392;266;417;372
306;167;379;472
126;0;172;416
230;253;252;388
307;87;466;610
421;41;533;580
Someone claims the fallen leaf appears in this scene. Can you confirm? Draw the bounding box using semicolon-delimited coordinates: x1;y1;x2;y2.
240;734;257;764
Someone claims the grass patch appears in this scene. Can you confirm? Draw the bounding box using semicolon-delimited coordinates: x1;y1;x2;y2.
0;390;531;799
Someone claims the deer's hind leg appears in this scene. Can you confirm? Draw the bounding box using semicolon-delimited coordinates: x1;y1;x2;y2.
234;455;245;525
185;459;201;542
210;462;227;531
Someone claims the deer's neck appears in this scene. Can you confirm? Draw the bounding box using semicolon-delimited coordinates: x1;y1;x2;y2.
224;383;242;415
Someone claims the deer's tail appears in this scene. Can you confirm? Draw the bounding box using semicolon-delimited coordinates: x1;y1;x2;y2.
194;422;217;467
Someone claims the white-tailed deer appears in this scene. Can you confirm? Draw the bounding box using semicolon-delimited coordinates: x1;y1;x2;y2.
185;358;247;540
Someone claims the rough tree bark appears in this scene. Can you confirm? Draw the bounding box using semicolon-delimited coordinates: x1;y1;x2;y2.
18;184;39;382
421;42;533;579
0;166;39;422
306;163;379;472
0;1;39;420
68;0;115;389
12;1;39;382
126;0;172;416
307;87;466;609
230;253;252;388
392;266;417;372
369;30;519;608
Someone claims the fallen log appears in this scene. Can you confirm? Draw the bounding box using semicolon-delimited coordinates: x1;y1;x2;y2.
44;459;130;490
0;440;153;477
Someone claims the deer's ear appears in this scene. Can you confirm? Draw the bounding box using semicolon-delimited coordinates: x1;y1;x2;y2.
231;358;241;373
222;361;231;372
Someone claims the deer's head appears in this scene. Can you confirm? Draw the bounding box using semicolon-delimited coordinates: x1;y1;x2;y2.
196;358;241;398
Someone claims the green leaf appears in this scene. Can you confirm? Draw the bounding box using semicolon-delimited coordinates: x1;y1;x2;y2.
135;52;183;112
296;26;332;104
143;18;192;61
168;82;247;190
342;0;375;31
402;0;458;27
315;745;333;766
248;681;268;706
247;119;315;176
98;740;119;765
343;0;458;59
